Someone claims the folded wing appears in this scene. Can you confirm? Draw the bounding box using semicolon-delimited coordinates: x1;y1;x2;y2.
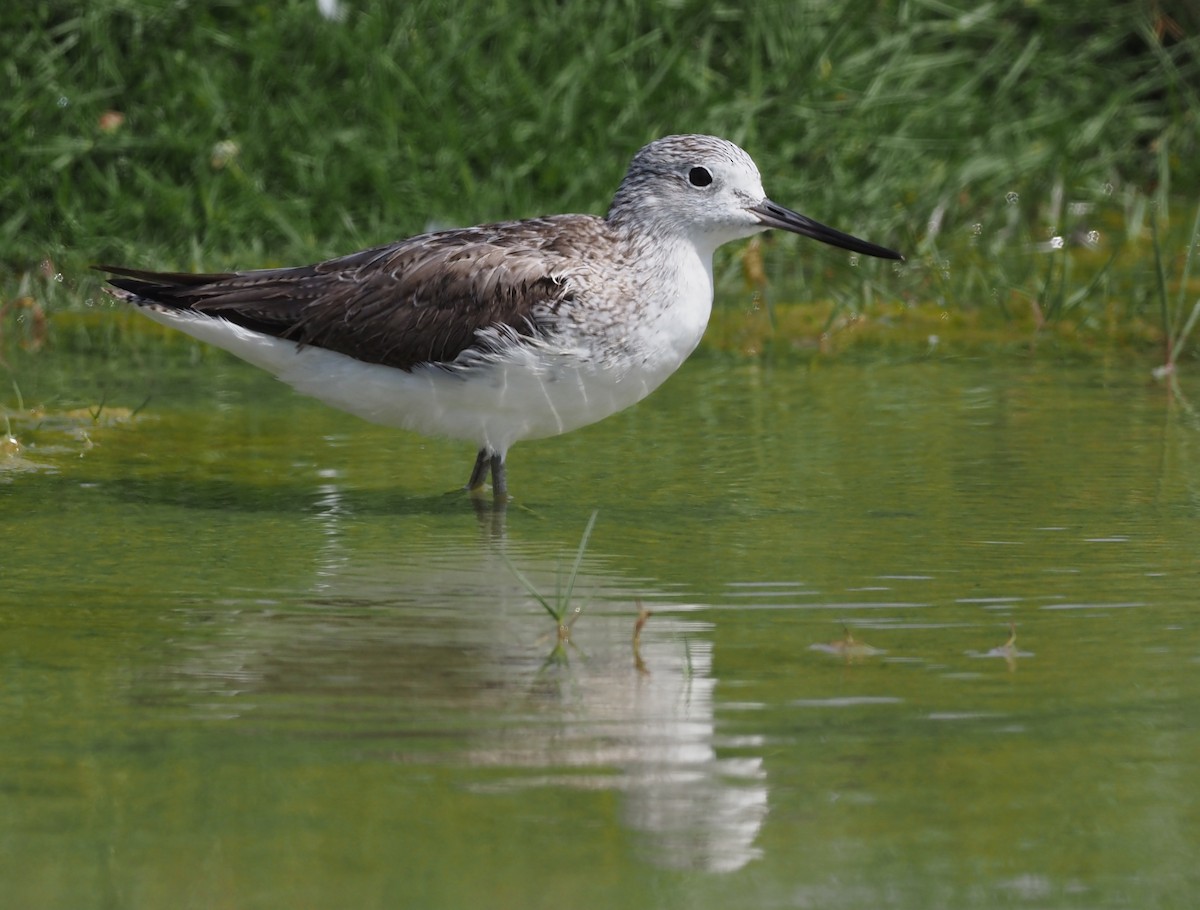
97;215;607;371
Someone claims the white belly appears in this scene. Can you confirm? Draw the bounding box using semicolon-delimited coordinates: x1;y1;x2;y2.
133;244;714;456
135;304;702;456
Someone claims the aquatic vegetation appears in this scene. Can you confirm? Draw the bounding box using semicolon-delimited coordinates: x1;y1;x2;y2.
632;599;652;675
1150;199;1200;385
968;622;1034;672
0;374;146;479
809;626;885;663
501;510;599;649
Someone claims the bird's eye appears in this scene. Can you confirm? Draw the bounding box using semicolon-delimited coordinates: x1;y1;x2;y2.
688;166;713;187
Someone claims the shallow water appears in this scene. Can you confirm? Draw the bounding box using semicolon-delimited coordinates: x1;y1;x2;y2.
2;346;1199;908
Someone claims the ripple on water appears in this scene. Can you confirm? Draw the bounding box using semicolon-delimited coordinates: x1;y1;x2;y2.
790;697;904;708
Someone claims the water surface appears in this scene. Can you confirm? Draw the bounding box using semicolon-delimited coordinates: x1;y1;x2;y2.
2;347;1198;908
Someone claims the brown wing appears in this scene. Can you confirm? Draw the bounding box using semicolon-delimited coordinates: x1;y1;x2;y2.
97;215;612;371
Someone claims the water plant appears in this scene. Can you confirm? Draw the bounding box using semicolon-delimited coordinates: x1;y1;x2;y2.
1151;198;1200;385
632;599;652;675
502;510;599;649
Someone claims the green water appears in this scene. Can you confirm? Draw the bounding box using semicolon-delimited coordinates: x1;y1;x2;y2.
2;347;1199;908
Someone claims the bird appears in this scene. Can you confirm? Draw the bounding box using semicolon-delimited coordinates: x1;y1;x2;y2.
97;134;902;500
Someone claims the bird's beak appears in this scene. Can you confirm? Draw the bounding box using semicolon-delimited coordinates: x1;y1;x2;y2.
750;199;903;261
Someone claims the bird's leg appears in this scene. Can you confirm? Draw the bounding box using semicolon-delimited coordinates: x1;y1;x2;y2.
466;448;491;491
490;453;508;499
466;448;508;501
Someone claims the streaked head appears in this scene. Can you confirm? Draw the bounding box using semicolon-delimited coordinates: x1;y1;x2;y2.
607;134;902;261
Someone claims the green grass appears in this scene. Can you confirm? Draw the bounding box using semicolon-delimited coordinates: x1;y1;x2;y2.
1151;197;1200;381
2;0;1199;360
502;510;599;651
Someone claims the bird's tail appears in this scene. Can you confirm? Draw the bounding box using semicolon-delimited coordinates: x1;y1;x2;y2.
93;265;237;309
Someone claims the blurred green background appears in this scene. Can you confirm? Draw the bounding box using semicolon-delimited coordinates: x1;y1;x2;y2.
3;0;1200;357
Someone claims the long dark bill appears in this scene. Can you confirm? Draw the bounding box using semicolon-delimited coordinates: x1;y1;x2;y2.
750;199;903;261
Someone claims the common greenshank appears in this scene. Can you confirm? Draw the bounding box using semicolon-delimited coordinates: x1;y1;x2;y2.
99;135;902;499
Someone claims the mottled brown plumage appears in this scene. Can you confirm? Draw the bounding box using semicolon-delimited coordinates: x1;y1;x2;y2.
100;215;624;372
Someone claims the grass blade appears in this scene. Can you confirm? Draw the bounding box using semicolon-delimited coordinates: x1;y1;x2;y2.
560;510;598;618
499;551;559;621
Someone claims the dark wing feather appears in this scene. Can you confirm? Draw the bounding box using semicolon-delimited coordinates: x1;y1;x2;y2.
96;215;612;371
